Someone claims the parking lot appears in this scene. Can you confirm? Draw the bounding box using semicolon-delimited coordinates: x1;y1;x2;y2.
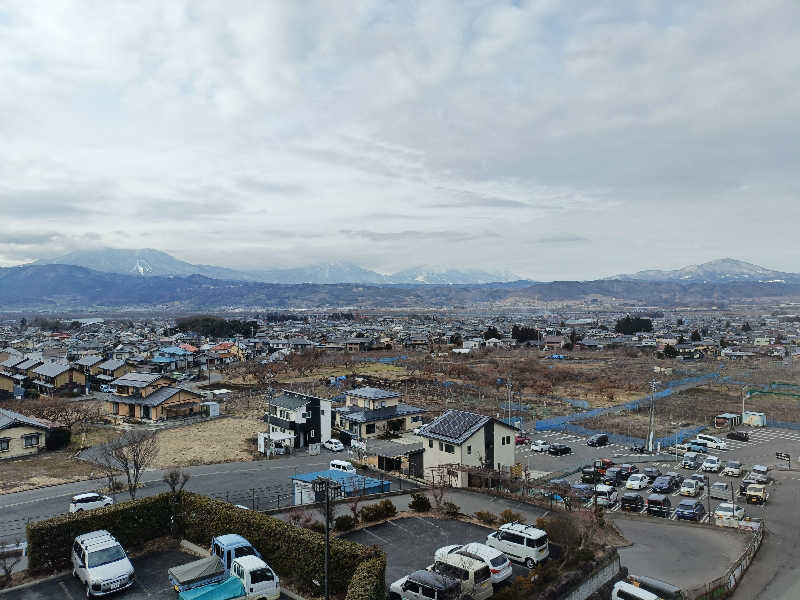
342;516;528;586
0;548;290;600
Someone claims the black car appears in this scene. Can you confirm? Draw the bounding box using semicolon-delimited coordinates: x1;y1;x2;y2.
643;467;662;481
646;493;672;517
727;430;750;442
629;442;646;454
620;493;645;512
651;476;675;493
581;467;602;483
603;467;625;486
587;433;609;447
617;464;639;479
548;443;572;456
664;471;684;486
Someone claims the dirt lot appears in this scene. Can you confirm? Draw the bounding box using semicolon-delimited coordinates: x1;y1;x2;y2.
0;427;119;494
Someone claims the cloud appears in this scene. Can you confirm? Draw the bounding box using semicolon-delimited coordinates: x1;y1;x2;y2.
533;234;589;244
340;229;498;242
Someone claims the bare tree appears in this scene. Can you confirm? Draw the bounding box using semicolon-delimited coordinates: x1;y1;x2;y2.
0;538;23;589
162;468;191;496
100;430;160;500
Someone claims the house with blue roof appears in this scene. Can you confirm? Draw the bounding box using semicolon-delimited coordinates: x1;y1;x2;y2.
151;346;194;371
290;469;391;505
334;386;426;440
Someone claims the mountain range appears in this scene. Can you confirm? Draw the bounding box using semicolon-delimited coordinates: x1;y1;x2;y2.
32;248;517;285
607;258;800;283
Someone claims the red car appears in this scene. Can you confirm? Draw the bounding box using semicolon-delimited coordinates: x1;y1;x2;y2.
515;433;531;445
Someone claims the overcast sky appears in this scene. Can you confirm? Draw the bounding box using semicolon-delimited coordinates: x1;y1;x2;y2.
1;1;798;280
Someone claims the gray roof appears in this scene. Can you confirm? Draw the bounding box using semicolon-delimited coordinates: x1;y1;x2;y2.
0;407;53;432
347;387;400;401
15;358;42;371
111;372;164;387
362;438;424;457
98;358;126;371
0;356;26;369
75;355;104;367
271;391;313;411
114;386;197;407
337;403;425;423
32;362;71;378
418;409;490;445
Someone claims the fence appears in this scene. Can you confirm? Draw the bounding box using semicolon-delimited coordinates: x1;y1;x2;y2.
684;525;764;599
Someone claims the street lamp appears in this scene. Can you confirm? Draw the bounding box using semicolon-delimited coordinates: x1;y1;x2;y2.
312;476;342;600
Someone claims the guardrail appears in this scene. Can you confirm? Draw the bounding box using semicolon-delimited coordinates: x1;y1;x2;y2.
684;523;764;599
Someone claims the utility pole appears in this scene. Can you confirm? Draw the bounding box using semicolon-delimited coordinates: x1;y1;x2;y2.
646;380;660;453
265;384;274;458
506;375;512;425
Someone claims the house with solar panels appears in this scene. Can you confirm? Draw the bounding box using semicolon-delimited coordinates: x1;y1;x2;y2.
334;386;426;439
416;409;518;487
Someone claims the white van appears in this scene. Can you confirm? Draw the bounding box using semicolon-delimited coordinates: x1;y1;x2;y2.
429;553;493;600
330;460;356;474
71;530;135;597
695;434;726;450
594;484;619;507
485;522;549;568
612;581;661;600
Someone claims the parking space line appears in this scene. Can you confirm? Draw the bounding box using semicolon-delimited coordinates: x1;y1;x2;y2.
413;516;442;529
386;519;414;535
362;527;390;544
59;582;77;600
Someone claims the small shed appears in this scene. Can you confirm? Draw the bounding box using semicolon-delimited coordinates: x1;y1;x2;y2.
199;402;219;418
742;411;767;427
257;431;295;454
290;469;391;505
714;413;742;428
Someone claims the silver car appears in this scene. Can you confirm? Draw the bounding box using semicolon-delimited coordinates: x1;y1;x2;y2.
434;542;512;585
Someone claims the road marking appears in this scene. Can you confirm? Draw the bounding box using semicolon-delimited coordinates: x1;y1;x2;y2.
59;582;77;600
413;516;442;529
386;519;414;535
361;527;390;544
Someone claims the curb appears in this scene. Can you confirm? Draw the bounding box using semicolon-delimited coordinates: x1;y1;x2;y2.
179;539;208;557
0;571;69;595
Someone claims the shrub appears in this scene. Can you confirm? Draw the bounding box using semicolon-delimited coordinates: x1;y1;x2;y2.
308;521;326;534
360;499;396;522
378;499;396;518
499;509;525;524
441;502;460;517
345;553;387;600
335;515;357;532
45;429;71;451
409;492;432;513
474;510;498;526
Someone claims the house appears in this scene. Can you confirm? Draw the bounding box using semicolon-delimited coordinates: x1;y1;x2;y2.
211;342;244;361
0;347;23;363
416;409;518;487
0;407;54;460
95;358;133;384
263;390;332;449
109;372;173;398
152;346;193;371
345;338;370;353
109;385;204;421
30;362;86;394
543;335;567;350
0;372;16;396
74;355;104;376
462;338;485;351
334;386;426;439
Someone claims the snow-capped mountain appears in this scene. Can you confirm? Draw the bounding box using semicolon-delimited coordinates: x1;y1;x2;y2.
31;248;516;285
608;258;800;283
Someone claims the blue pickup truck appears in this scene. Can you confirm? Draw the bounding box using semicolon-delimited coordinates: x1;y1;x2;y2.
168;535;262;593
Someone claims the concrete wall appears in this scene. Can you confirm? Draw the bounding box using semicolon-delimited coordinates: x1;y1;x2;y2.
562;552;621;600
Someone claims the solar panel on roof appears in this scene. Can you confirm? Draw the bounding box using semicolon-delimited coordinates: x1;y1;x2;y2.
427;410;483;439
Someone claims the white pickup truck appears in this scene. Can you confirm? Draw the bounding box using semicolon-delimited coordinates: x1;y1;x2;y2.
177;555;280;600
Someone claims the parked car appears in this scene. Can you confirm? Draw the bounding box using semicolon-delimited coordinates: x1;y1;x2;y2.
570;484;595;502
620;493;645;512
388;569;460;600
702;456;722;472
681;452;700;470
679;480;701;497
485;522;549;568
548;443;572;456
689;473;706;488
587;433;609;447
723;461;743;477
646;494;672;517
175;555;280;600
713;503;745;521
169;534;261;593
428;554;493;600
593;458;615;475
687;438;710;450
603;468;625;486
651;476;674;494
625;474;649;490
642;467;661;481
515;433;531;445
727;431;749;442
617;464;639;479
664;472;684;487
629;442;646;454
687;443;709;454
739;474;767;495
71;530;135;597
593;484;619;507
612;581;661;600
751;464;770;480
69;493;113;513
531;440;550;453
694;434;727;450
675;499;706;521
581;467;602;484
745;484;767;505
433;542;513;585
710;481;731;500
322;439;344;452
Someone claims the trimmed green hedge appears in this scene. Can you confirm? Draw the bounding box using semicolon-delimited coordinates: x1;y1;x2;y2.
345;554;387;600
27;493;173;573
180;493;376;595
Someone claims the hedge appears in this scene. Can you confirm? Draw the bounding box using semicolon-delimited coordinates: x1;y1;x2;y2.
27;493;173;573
179;493;377;595
345;554;387;600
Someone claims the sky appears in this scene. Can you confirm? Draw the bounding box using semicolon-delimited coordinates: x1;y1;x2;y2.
1;1;799;280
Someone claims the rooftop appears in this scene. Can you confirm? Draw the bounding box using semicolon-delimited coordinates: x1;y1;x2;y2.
418;409;491;445
346;386;400;400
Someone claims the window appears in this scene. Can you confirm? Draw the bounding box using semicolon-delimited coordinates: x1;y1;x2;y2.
0;438;8;452
616;591;641;600
502;532;525;545
475;566;491;584
365;424;376;434
445;444;454;454
467;445;471;455
23;434;39;448
420;585;436;599
321;409;325;416
501;437;506;446
112;402;119;415
439;442;444;451
411;415;422;422
403;582;420;594
429;440;433;448
506;435;511;445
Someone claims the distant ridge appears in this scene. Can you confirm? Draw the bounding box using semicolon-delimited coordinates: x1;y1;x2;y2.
607;258;800;283
32;247;516;285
